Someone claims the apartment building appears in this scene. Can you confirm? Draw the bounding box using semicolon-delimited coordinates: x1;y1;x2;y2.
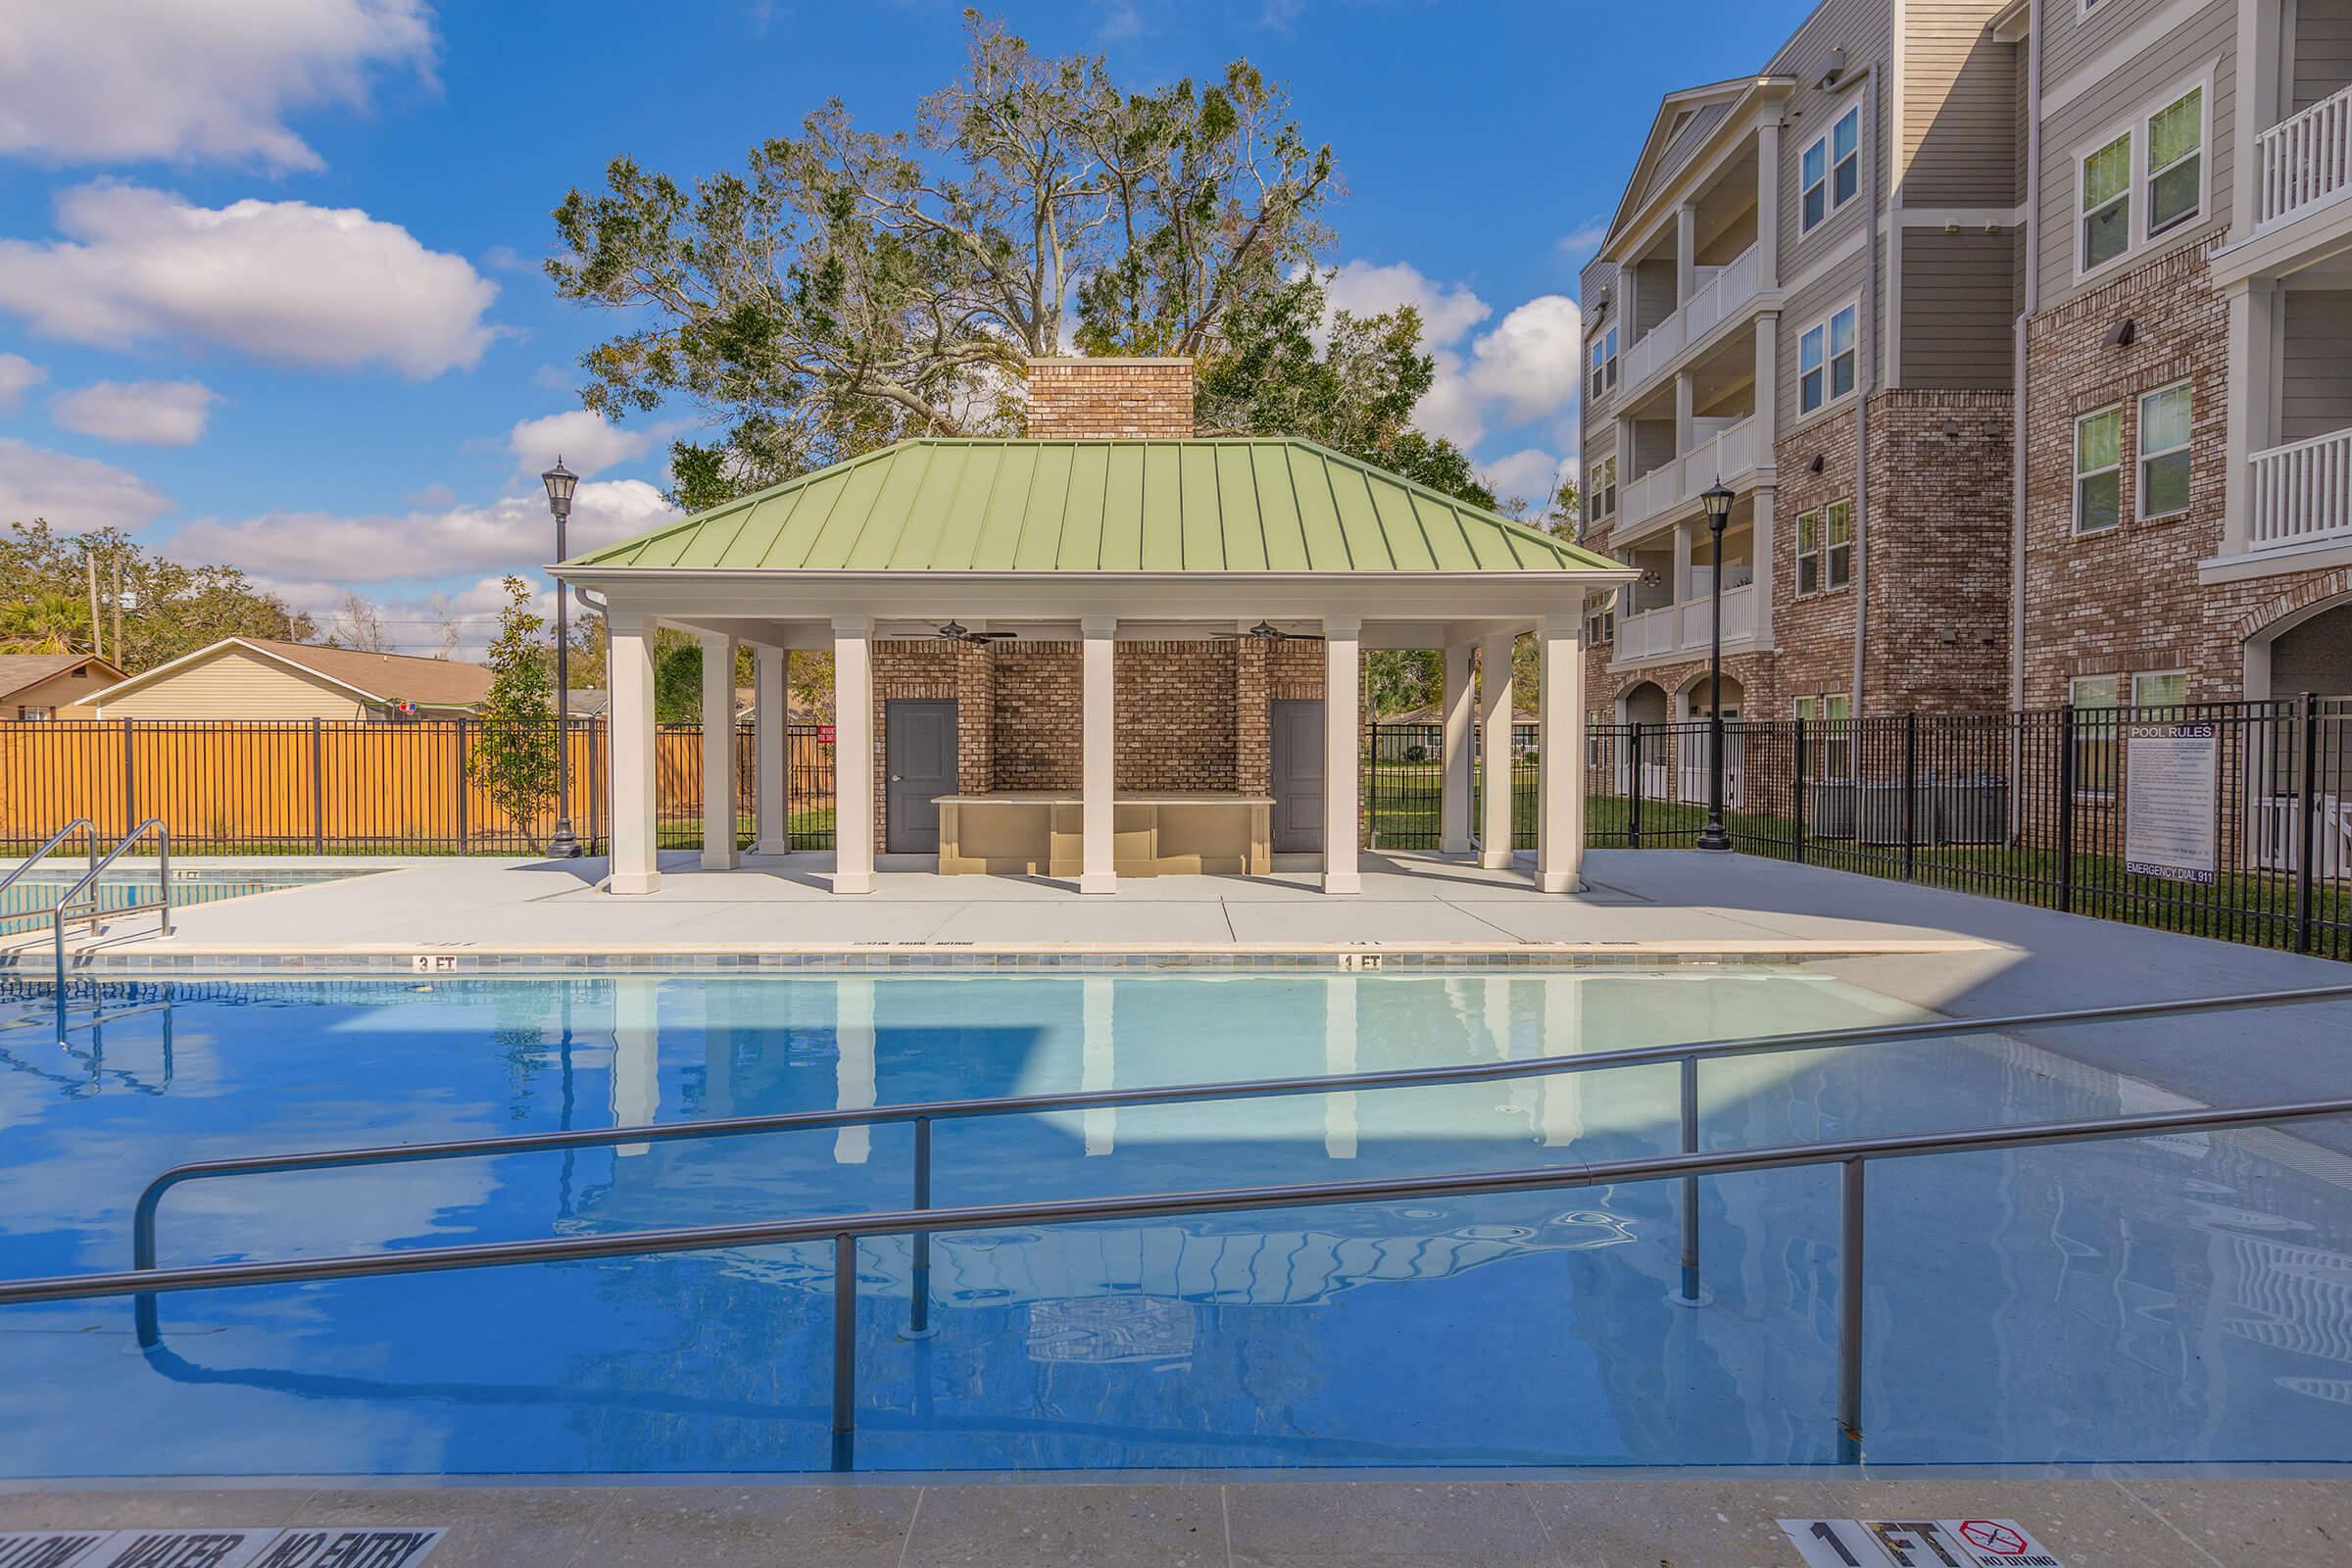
1579;0;2352;725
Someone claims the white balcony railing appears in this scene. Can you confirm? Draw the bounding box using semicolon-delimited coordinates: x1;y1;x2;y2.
2249;426;2352;551
1614;582;1755;665
1620;245;1762;393
2257;84;2352;228
1620;416;1765;533
1618;606;1676;660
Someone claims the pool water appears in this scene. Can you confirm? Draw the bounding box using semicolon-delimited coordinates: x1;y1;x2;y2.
1;969;2348;1478
0;865;380;936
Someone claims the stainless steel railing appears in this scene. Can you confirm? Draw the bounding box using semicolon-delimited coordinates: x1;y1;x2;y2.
6;1094;2349;1470
0;818;98;911
121;981;2352;1346
48;818;171;1004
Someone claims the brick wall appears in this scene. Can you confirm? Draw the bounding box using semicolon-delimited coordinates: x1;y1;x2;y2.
1868;389;2015;712
1116;640;1237;790
868;639;994;842
1024;357;1195;439
990;641;1080;790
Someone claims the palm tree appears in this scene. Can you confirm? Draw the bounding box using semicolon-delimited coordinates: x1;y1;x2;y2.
0;592;91;655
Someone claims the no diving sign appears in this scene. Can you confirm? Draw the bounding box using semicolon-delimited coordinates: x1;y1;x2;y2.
1780;1518;2062;1568
0;1529;442;1568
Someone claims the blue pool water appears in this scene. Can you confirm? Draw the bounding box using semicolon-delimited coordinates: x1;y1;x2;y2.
0;865;380;936
2;969;2349;1478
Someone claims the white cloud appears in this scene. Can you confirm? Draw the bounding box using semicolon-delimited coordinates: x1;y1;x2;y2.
1323;260;1492;348
251;573;538;661
0;437;172;531
0;353;43;411
508;410;653;480
1555;219;1612;264
1317;264;1582;453
0;1;436;172
174;478;678;585
1461;295;1585;424
0;182;499;378
1480;448;1569;512
51;379;220;446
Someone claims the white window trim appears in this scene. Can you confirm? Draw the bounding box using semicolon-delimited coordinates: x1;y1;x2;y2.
2072;403;2125;535
2135;381;2192;522
1589;325;1619;401
2077;0;2108;20
1793;499;1854;597
2131;668;2188;707
1795;297;1862;419
1798;100;1864;236
2070;68;2214;283
1590;454;1617;521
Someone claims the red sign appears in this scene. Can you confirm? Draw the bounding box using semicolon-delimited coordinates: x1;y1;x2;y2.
816;724;836;745
1960;1523;2029;1557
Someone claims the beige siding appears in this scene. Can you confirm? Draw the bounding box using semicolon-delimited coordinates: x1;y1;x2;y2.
1580;257;1621;452
9;666;121;717
2034;0;2234;312
2040;0;2184;87
2295;0;2352;111
1642;102;1734;205
1899;227;2018;386
2279;288;2352;441
1902;0;2023;206
83;647;370;720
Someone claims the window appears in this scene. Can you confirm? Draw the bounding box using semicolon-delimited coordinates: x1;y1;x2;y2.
1587;595;1617;647
2080;131;2131;271
1798;303;1858;416
1800;104;1861;233
1589;455;1617;521
2074;406;2123;533
2132;669;2187;710
1589;325;1618;400
2146;87;2203;235
2070;674;2120;797
2137;383;2191;519
1795;693;1853;777
1794;499;1854;596
17;706;52;721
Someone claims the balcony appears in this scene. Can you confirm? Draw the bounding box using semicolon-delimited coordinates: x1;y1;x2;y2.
2256;84;2352;229
1620;244;1762;394
1617;416;1766;535
2249;426;2352;552
1615;582;1755;663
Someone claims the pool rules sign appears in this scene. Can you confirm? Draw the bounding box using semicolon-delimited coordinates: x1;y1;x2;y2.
2123;721;2219;884
1780;1518;2063;1568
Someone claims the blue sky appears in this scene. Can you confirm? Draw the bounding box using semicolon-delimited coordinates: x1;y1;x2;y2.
0;1;1797;654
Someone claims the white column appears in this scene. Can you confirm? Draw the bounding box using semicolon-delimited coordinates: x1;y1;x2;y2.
1675;202;1697;305
1322;616;1361;893
1673;523;1696;641
2234;0;2281;238
831;617;875;895
1080;615;1117;895
754;644;788;855
1674;370;1695;459
606;611;660;895
1440;640;1476;856
1478;630;1516;870
2224;278;2280;558
612;977;659;1157
1323;976;1357;1160
1536;614;1588;895
1752;314;1779;450
1755;121;1782;288
834;977;874;1165
699;631;738;871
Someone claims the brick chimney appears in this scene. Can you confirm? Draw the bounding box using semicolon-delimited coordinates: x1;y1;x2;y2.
1024;356;1195;439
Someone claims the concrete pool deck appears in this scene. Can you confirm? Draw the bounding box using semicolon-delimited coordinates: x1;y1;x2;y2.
4;1473;2347;1567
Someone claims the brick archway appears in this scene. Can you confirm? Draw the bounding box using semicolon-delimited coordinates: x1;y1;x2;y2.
2231;568;2352;645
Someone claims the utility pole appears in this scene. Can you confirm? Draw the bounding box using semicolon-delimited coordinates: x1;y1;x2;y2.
110;557;123;666
86;552;102;662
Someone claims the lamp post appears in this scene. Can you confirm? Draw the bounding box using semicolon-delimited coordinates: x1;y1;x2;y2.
1696;482;1735;852
543;458;583;858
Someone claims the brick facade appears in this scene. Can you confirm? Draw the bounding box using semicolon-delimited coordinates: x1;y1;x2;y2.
2020;243;2345;705
1024;357;1195;439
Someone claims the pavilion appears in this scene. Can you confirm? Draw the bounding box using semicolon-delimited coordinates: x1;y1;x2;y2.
553;358;1635;898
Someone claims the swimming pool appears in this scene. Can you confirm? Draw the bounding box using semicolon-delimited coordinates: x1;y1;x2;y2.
2;969;2347;1477
0;865;382;937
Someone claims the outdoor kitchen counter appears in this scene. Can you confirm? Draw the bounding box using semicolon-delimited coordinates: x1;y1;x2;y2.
936;791;1274;878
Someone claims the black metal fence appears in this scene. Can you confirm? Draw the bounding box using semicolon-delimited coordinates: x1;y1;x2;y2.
1362;720;1541;852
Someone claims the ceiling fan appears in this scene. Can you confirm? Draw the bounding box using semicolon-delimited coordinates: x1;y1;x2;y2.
1213;619;1325;643
935;620;1017;644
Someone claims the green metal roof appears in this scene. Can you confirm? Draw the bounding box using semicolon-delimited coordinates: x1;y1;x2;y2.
561;438;1622;575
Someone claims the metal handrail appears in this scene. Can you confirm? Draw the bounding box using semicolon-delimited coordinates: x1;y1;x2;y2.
122;981;2352;1343
0;818;97;907
9;1095;2351;1471
50;818;170;1000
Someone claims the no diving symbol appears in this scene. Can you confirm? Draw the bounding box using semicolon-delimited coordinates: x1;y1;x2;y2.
1960;1522;2028;1557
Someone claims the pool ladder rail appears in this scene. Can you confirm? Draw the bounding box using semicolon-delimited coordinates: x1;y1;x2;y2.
1;818;172;1040
3;981;2351;1470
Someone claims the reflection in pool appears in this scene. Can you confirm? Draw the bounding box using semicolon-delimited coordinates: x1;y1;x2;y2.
1;969;2348;1477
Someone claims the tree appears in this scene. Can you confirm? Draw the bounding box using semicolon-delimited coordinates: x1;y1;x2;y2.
325;593;391;652
0;521;314;670
548;11;1335;497
468;577;563;853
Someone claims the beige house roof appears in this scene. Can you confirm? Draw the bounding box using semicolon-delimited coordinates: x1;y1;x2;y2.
0;653;123;703
71;637;494;712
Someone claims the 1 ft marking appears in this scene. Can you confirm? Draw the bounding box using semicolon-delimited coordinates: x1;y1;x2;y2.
1780;1519;2062;1568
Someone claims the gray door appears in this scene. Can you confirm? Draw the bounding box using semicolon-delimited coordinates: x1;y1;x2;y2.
886;700;956;855
1271;700;1324;854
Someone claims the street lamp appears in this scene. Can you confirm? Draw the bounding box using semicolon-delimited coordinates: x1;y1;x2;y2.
1696;481;1736;852
542;457;583;858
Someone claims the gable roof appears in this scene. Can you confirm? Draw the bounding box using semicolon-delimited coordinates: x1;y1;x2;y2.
0;653;123;702
72;637;494;710
1601;74;1792;256
561;438;1625;577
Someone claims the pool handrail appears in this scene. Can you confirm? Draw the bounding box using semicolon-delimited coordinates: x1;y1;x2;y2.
120;980;2352;1339
10;1093;2352;1470
49;818;170;999
0;818;98;905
